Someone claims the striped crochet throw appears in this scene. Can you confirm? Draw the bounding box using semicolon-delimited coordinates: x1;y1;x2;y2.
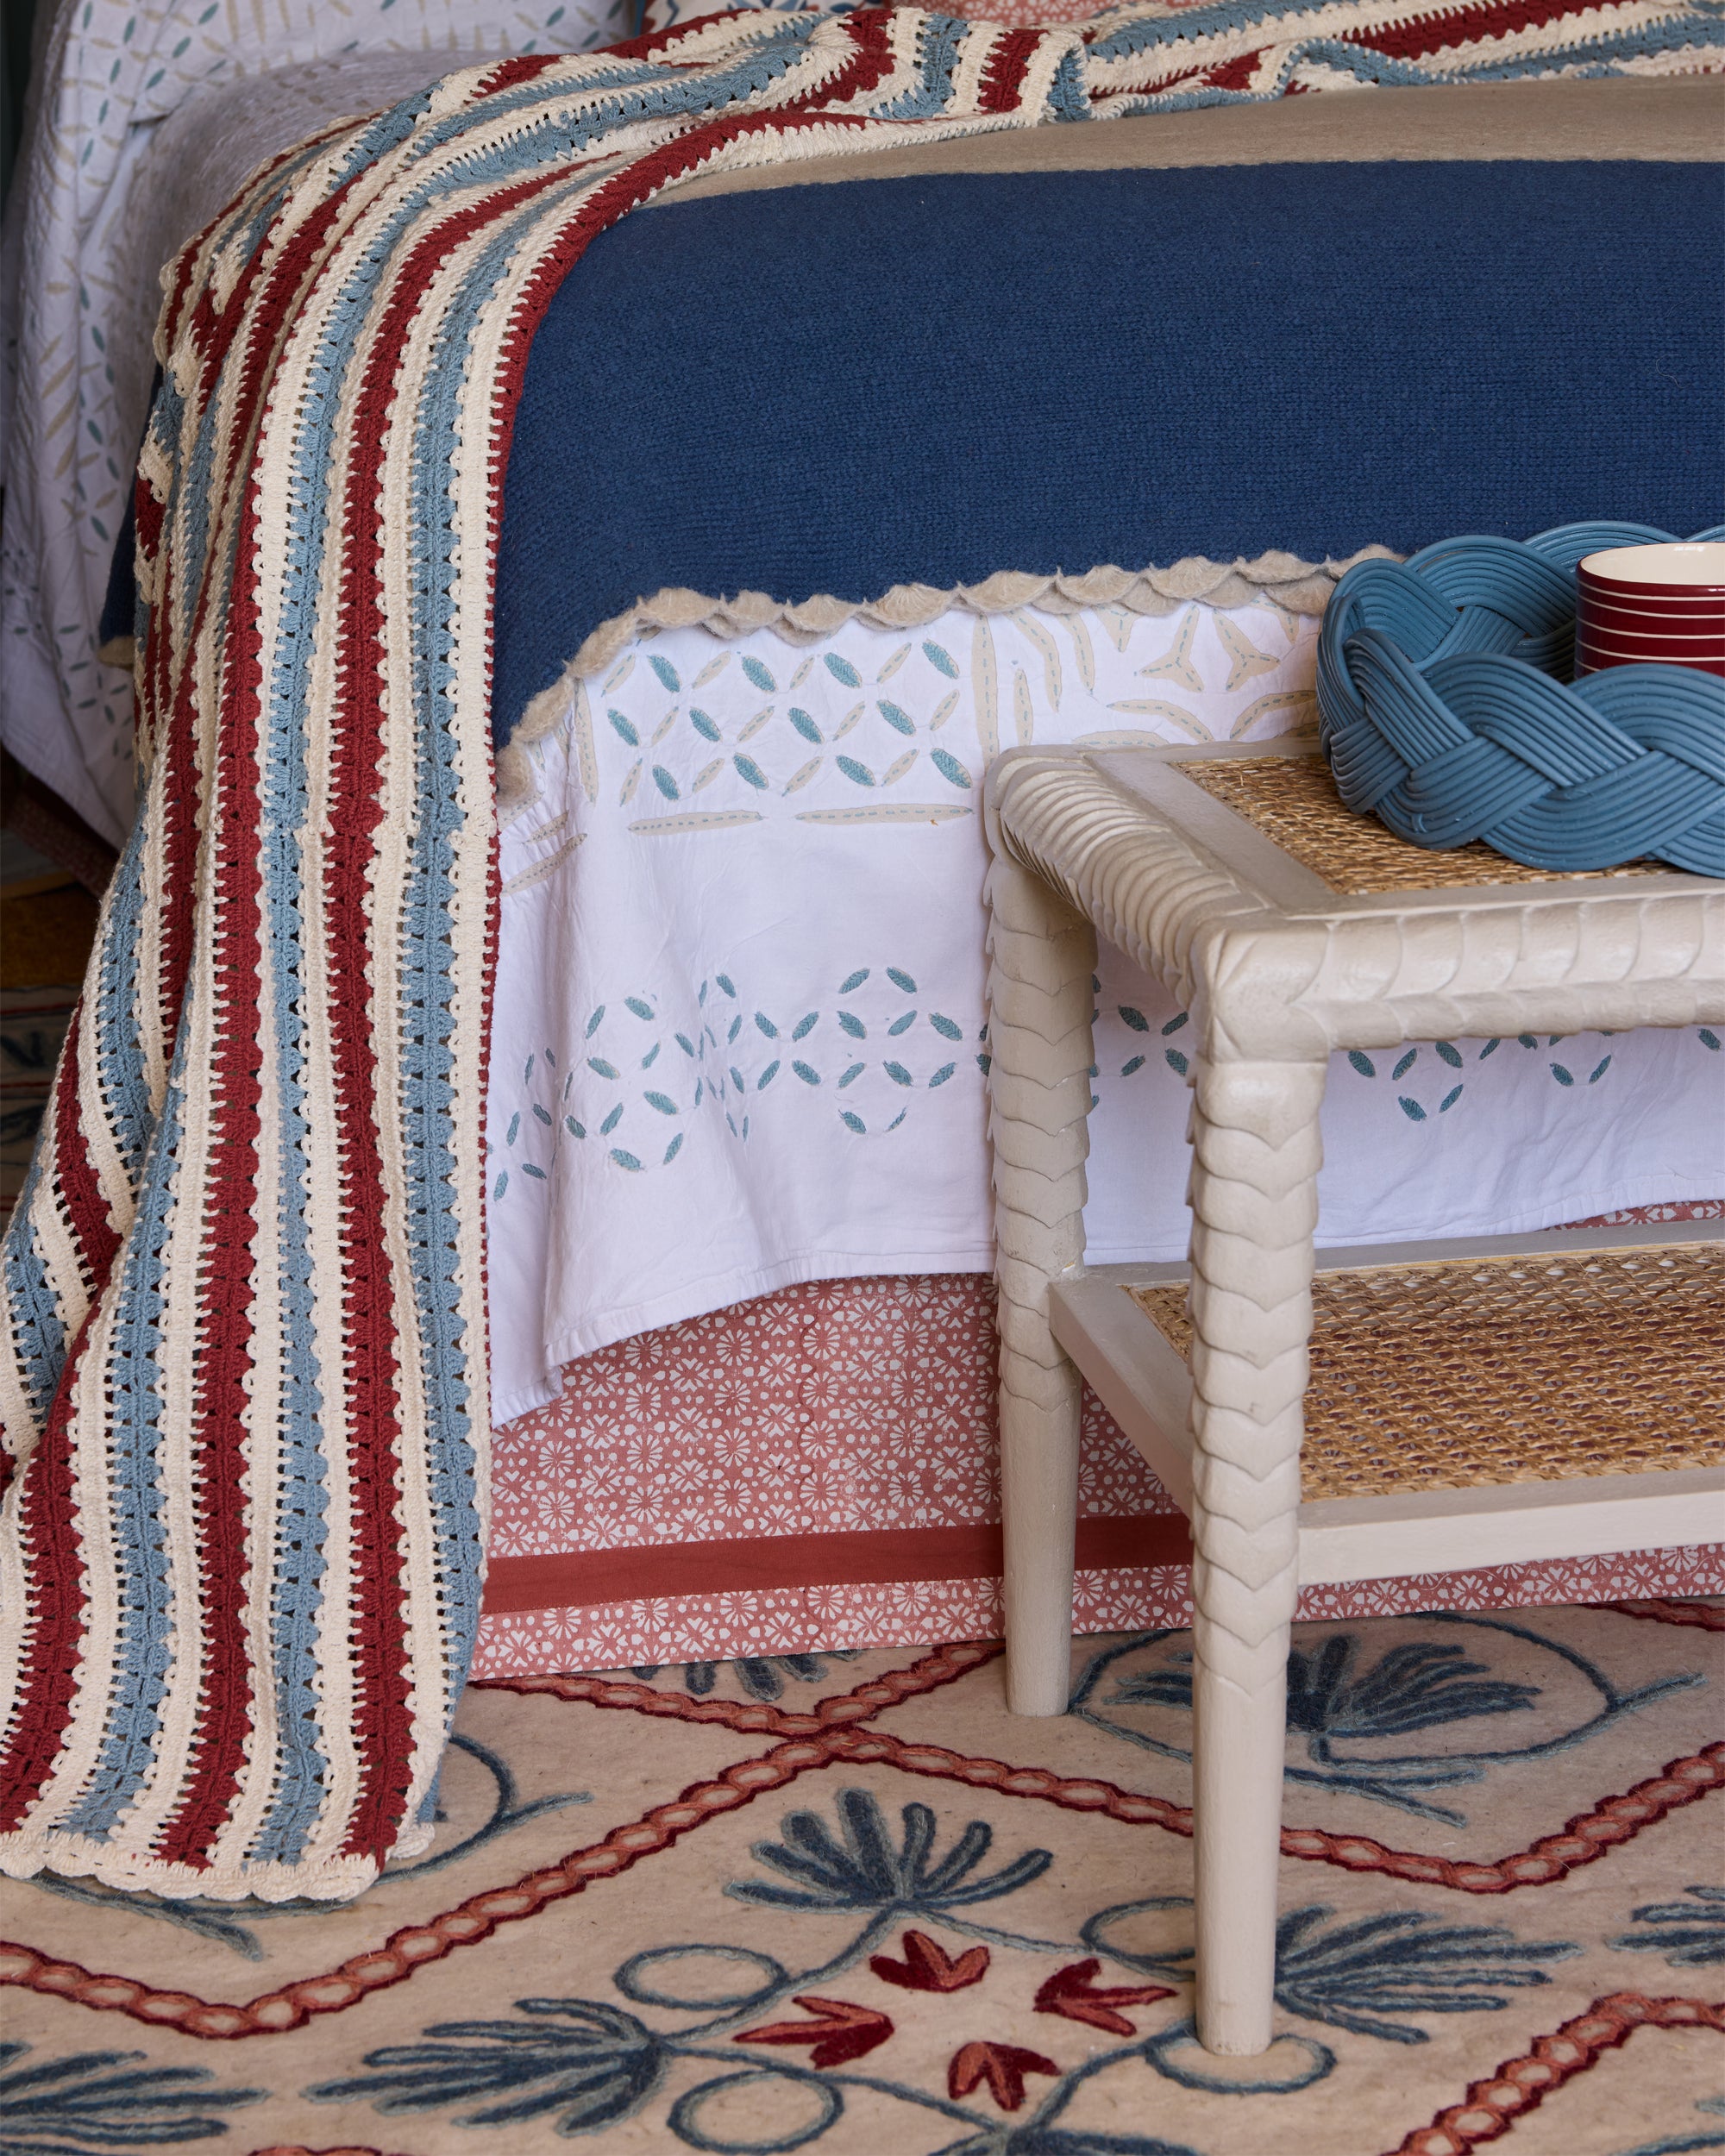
0;3;1716;1902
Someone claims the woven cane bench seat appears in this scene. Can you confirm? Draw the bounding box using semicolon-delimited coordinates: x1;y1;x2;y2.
1177;753;1665;893
1127;1241;1725;1501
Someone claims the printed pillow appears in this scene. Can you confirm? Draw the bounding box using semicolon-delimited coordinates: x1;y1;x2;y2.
640;0;806;28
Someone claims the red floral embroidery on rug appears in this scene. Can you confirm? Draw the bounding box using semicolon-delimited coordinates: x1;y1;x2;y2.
870;1929;990;1992
734;1995;894;2067
947;2038;1060;2110
1033;1958;1175;2034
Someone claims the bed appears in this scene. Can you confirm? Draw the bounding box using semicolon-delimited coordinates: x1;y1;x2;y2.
0;0;1721;1899
0;0;630;848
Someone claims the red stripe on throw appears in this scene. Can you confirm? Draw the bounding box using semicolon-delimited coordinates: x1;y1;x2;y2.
154;450;275;1876
1201;52;1264;91
979;28;1044;113
328;244;468;1866
47;1003;120;1291
151;160;374;1871
481;1514;1194;1614
1339;0;1603;58
475;54;565;97
317;153;613;1866
0;1300;105;1829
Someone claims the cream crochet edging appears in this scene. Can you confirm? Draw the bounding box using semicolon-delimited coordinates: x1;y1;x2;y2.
494;548;1391;818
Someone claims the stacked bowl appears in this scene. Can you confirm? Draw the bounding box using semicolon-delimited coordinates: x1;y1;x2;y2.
1575;541;1725;677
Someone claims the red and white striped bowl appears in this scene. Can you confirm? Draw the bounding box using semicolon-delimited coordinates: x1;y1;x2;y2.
1582;592;1725;633
1575;541;1725;676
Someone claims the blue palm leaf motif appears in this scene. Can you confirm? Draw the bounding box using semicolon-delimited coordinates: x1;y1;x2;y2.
0;2041;264;2148
0;1103;47;1145
1271;1908;1577;2044
1082;1618;1697;1827
1083;1897;1573;2045
728;1788;1050;1914
0;1027;59;1071
1613;1884;1725;1966
306;1999;664;2132
1111;1636;1537;1749
1285;1637;1539;1745
630;1651;856;1701
1107;1655;1194;1713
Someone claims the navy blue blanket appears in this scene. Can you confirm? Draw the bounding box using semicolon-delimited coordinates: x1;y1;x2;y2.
492;157;1723;749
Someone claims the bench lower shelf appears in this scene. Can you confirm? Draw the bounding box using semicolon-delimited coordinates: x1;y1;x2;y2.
1049;1220;1725;1588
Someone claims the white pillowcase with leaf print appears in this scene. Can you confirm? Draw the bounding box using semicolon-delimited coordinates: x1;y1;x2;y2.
639;0;818;35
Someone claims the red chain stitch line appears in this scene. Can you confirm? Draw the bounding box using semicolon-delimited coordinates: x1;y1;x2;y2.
248;2147;407;2156
1610;1598;1725;1631
1384;1992;1725;2156
0;1730;872;2037
490;1652;1724;1891
3;1718;1716;2039
474;1639;1002;1736
826;1735;1725;1891
1282;1742;1725;1891
0;1642;993;2038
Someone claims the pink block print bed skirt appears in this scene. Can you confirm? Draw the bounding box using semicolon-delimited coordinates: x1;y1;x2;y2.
475;1215;1725;1679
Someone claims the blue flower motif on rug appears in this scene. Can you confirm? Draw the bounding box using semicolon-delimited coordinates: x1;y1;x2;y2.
1614;1885;1725;1969
308;1783;1589;2146
0;2042;264;2150
1072;1614;1702;1823
727;1789;1053;1921
632;1651;862;1701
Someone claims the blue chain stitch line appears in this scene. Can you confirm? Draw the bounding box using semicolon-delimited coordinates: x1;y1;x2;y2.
1316;521;1725;877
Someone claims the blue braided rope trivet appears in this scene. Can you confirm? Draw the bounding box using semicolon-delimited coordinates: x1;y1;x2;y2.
1316;522;1725;878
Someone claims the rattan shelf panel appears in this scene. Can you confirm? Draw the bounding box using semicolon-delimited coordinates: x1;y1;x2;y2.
1128;1241;1724;1500
1176;755;1662;894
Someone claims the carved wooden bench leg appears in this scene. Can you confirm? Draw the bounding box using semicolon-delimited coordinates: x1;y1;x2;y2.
1186;1051;1324;2054
985;851;1098;1717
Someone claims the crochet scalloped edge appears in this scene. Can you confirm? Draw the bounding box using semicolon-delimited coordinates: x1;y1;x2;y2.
494;548;1393;818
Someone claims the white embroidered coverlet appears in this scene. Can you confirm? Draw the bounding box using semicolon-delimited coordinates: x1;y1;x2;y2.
487;599;1724;1422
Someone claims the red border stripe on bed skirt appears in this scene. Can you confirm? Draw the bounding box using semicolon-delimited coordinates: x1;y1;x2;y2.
481;1514;1194;1613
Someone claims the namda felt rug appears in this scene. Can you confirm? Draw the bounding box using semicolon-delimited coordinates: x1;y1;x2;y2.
1;1598;1718;2154
7;1;1721;1909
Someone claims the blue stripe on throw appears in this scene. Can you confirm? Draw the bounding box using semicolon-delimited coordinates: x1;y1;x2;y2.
61;1074;186;1837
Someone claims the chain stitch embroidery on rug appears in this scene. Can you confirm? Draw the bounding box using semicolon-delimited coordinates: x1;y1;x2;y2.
3;1;1719;1906
0;1601;1717;2151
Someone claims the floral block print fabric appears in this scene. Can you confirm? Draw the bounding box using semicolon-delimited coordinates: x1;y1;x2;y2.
0;1601;1720;2153
0;0;627;844
474;1267;1724;1677
476;1555;1725;1685
488;600;1724;1419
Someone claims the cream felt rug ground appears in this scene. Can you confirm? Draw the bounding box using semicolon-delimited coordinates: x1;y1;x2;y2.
1;1599;1719;2155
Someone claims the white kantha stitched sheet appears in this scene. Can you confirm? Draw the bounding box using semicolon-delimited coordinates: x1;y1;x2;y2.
486;598;1725;1424
0;0;626;845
